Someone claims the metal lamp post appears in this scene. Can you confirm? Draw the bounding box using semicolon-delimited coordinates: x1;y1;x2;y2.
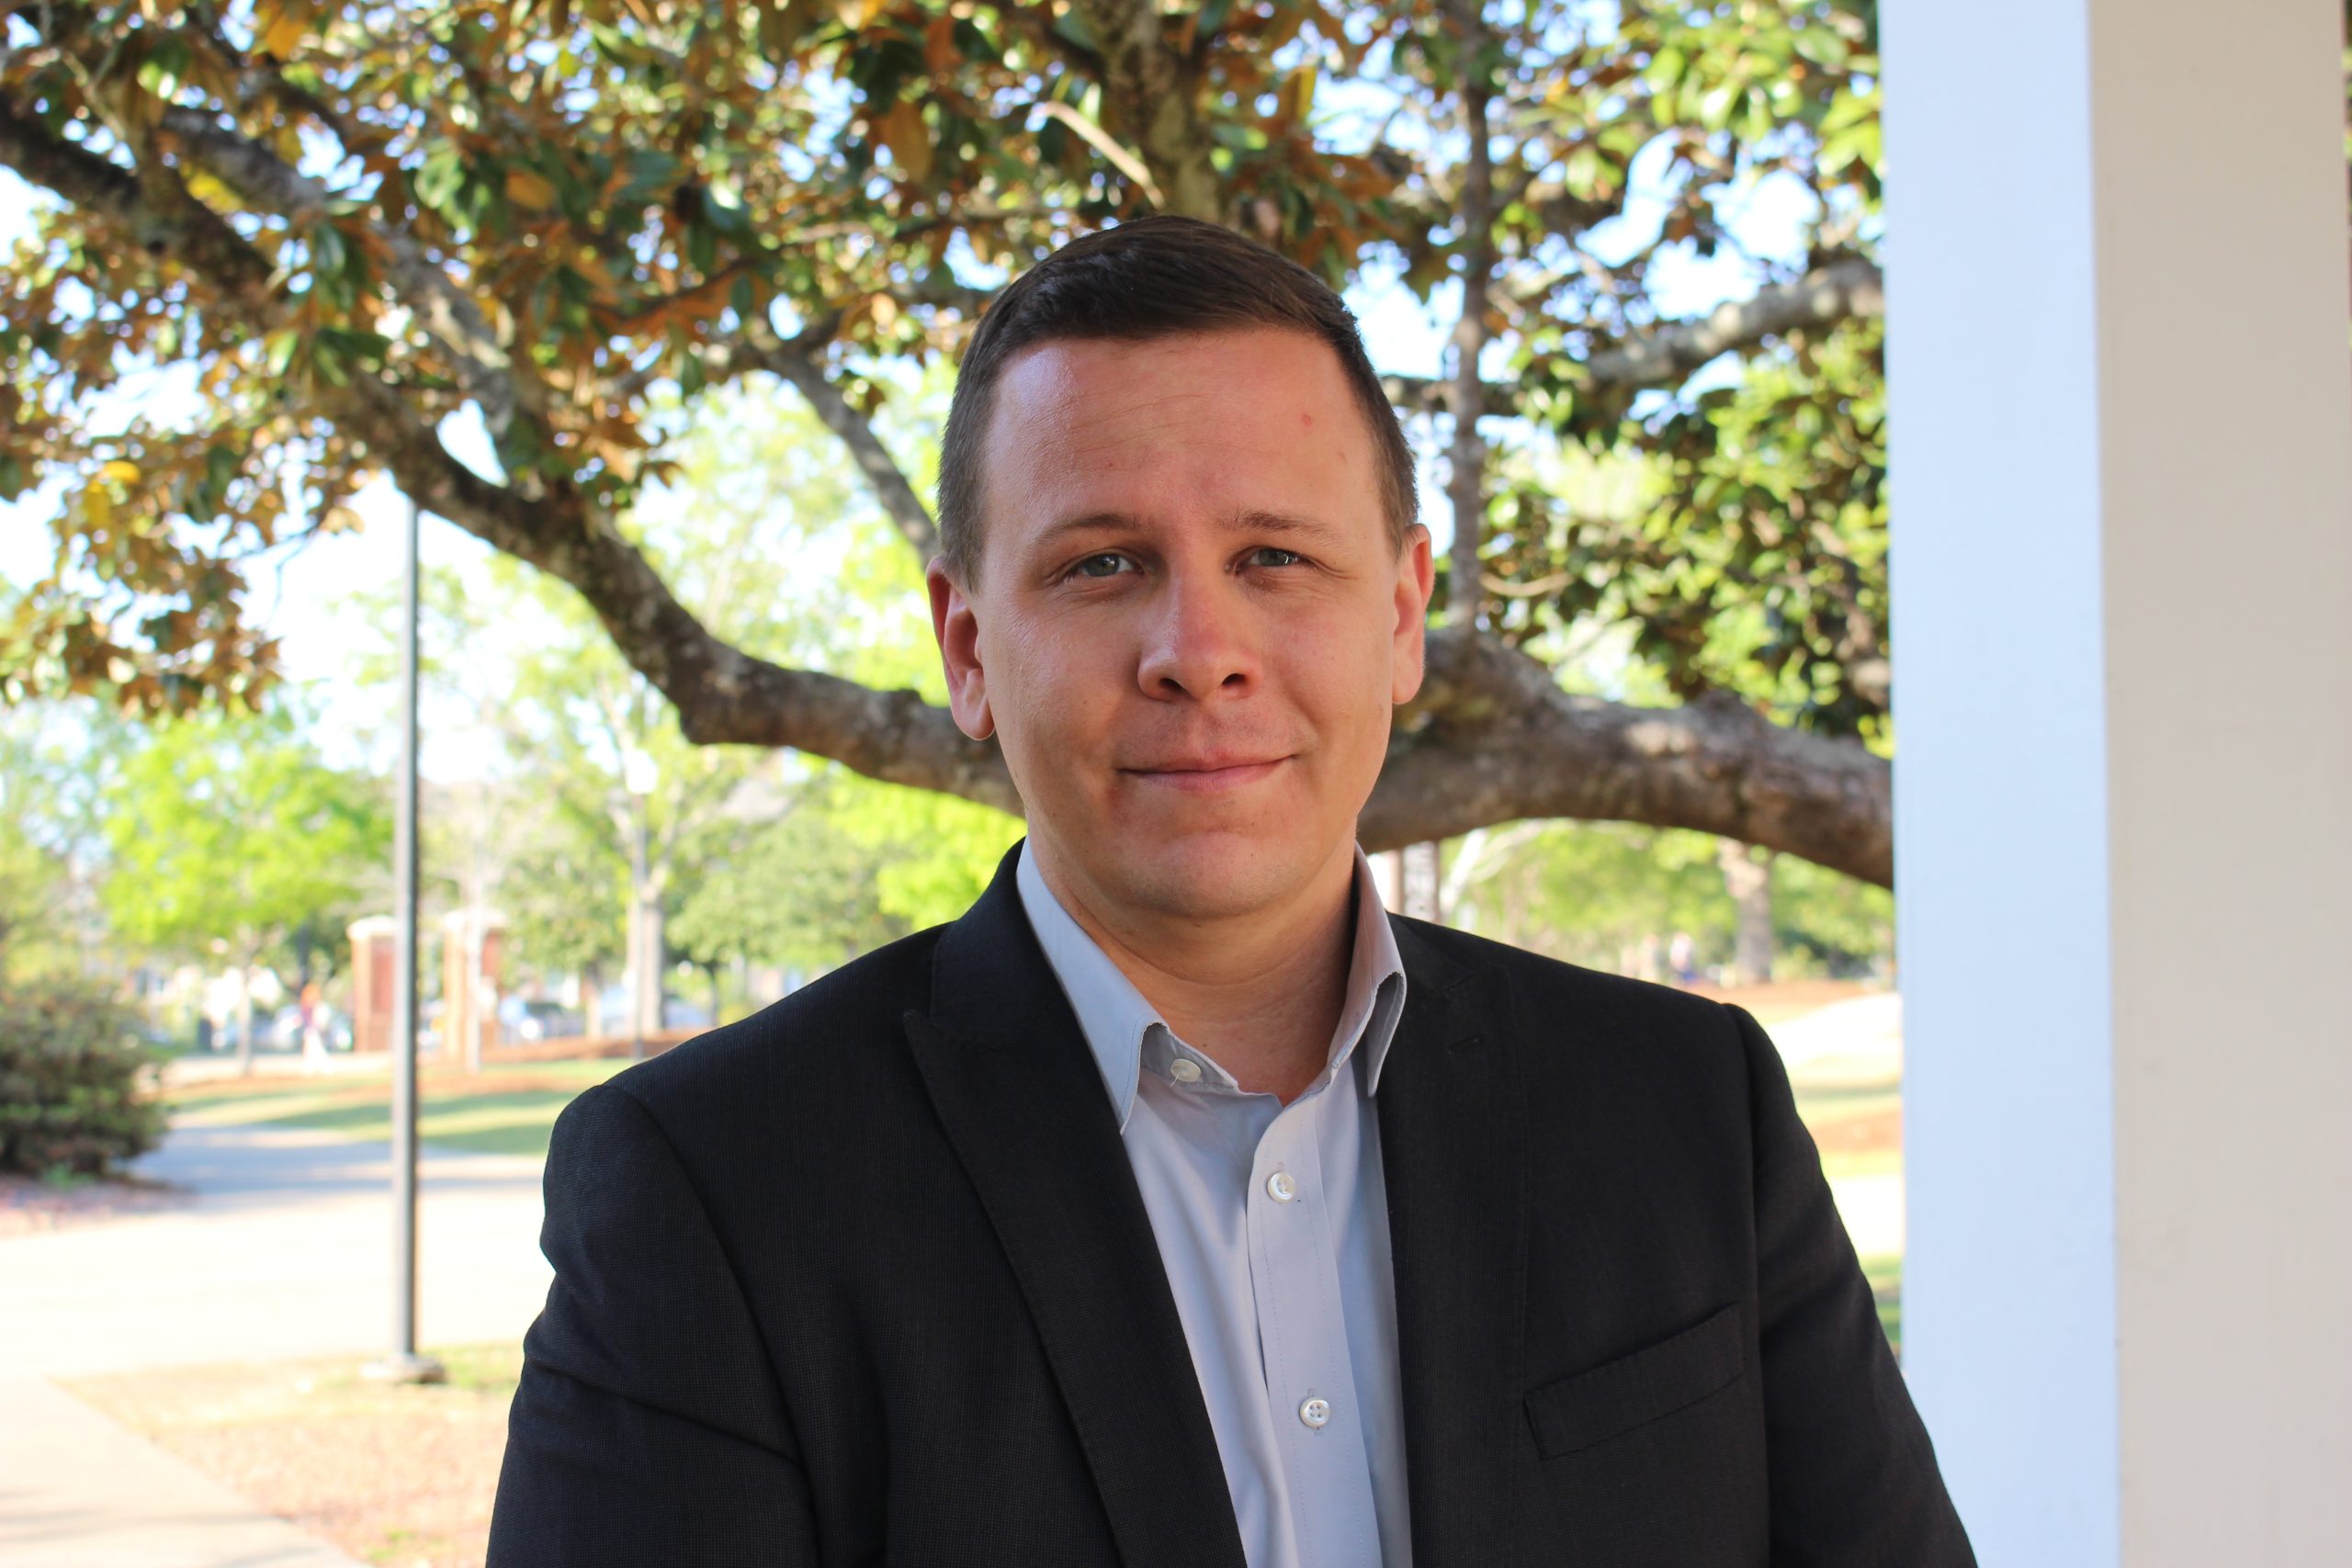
365;492;445;1386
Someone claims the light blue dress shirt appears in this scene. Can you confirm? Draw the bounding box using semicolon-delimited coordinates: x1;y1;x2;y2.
1015;842;1413;1568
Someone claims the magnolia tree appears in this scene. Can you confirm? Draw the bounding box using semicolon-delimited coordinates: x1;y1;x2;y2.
1;0;1901;882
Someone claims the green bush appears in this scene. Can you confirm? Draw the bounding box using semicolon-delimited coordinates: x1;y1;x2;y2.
0;976;167;1177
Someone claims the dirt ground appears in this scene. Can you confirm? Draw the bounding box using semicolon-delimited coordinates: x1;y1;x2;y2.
68;1344;521;1568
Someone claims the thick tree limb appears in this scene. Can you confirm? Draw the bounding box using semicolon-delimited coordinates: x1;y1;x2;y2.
1364;627;1892;885
1383;255;1885;419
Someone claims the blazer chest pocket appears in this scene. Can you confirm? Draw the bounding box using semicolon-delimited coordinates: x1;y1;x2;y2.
1523;1302;1747;1460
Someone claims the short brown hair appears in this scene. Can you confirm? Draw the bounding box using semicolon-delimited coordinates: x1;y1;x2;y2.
935;215;1419;581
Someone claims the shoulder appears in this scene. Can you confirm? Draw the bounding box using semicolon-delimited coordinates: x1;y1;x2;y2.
1392;916;1752;1089
1395;915;1738;1035
588;924;949;1145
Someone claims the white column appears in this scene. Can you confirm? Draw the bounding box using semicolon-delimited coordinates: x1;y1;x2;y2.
1881;2;2352;1563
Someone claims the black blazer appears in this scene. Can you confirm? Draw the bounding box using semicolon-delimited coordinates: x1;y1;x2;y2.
490;844;1973;1566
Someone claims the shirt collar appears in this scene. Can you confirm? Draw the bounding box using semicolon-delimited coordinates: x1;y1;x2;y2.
1015;840;1409;1133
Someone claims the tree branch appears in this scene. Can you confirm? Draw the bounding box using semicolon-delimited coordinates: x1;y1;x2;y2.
656;321;942;563
1582;254;1884;387
155;107;540;446
1032;100;1163;207
0;101;271;302
1381;256;1885;419
1442;0;1496;628
758;347;944;562
1363;627;1892;885
1065;0;1218;218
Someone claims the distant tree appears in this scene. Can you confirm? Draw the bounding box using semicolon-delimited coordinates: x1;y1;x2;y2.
342;381;1014;1022
495;792;629;999
101;705;389;1070
0;703;137;982
668;775;908;983
0;721;74;979
1452;814;1888;983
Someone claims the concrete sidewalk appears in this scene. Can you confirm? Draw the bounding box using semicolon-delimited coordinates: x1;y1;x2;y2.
0;1375;360;1568
0;1124;552;1379
0;1120;554;1564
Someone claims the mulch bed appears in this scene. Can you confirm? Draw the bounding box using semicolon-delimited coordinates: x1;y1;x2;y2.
69;1346;521;1568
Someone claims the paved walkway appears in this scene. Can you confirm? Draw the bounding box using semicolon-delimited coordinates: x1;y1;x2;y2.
0;1125;551;1379
0;1122;553;1566
0;1377;360;1568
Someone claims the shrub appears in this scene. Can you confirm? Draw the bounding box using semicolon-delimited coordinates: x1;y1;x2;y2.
0;975;167;1177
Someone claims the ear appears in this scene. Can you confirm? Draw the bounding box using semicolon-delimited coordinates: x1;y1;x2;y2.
928;556;995;740
1389;524;1435;705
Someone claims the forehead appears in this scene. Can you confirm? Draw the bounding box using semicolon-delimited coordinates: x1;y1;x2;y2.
979;327;1383;548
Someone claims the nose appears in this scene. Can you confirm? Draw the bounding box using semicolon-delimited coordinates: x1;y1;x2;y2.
1136;570;1260;702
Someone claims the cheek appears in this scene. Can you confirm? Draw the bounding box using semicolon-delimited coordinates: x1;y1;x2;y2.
989;614;1119;744
1271;607;1398;745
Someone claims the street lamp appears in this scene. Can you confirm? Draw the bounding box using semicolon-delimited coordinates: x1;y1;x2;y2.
365;491;444;1387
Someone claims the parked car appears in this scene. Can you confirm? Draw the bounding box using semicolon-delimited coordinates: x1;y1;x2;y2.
499;996;585;1044
263;1005;356;1052
592;986;712;1033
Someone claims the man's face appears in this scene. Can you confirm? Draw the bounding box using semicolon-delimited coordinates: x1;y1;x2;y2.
929;326;1433;925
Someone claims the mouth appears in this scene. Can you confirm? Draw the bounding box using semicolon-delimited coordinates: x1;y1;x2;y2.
1119;756;1290;795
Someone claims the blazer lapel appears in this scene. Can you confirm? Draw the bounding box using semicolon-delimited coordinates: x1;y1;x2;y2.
1379;919;1526;1568
904;847;1247;1568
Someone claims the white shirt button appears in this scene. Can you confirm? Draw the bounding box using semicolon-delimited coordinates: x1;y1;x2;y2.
1298;1395;1331;1429
1265;1170;1298;1203
1168;1057;1203;1084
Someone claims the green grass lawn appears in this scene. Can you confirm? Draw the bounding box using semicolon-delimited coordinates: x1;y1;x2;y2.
167;1060;626;1157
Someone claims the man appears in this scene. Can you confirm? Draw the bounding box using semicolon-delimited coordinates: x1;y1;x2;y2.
489;216;1973;1566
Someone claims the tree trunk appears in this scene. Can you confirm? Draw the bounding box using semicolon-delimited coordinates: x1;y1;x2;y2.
1402;841;1443;923
1442;0;1495;630
1718;840;1776;987
235;956;255;1077
634;896;667;1041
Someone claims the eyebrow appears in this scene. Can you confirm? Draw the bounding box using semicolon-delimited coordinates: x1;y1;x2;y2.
1032;508;1341;547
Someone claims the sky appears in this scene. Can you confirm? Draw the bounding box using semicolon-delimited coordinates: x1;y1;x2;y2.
0;130;1815;781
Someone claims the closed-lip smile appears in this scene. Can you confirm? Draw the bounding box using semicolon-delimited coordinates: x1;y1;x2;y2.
1121;755;1290;793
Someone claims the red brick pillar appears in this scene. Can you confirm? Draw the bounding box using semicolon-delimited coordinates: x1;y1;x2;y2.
346;917;396;1055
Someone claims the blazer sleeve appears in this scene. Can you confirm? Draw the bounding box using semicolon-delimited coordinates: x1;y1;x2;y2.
488;1082;820;1566
1728;1003;1977;1567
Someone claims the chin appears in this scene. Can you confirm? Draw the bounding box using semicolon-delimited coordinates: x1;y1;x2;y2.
1101;827;1331;922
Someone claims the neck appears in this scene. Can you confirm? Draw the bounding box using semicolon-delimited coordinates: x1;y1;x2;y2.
1030;834;1359;1103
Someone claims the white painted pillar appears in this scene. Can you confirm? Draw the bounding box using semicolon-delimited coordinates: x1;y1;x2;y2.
1881;2;2352;1563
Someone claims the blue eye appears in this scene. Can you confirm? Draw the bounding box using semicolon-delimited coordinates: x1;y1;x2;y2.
1249;547;1304;569
1072;553;1132;579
